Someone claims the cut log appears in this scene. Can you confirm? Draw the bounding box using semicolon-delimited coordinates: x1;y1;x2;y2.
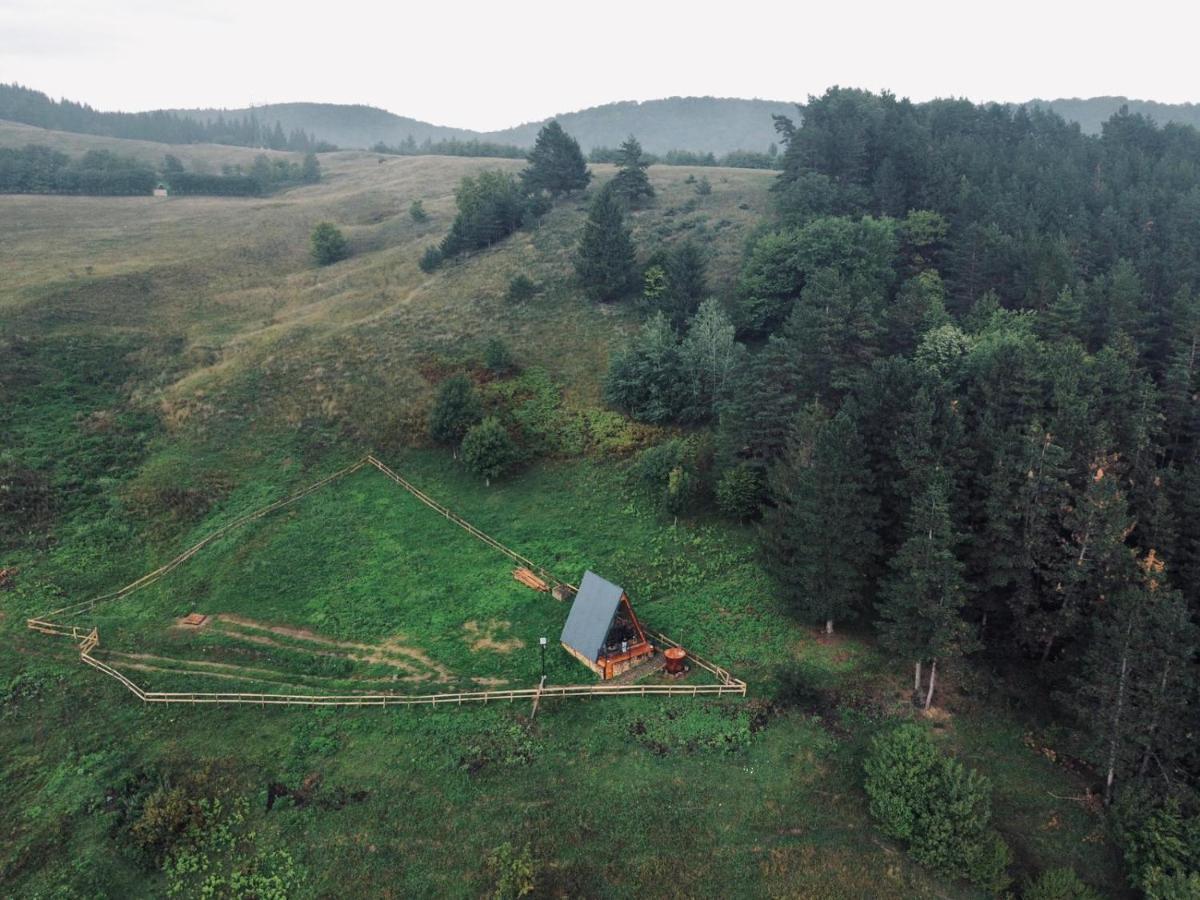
513;568;549;592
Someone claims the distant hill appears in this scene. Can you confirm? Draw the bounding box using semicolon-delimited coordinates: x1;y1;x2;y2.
9;81;1200;158
170;97;797;155
168;102;473;150
483;97;796;155
1029;96;1200;134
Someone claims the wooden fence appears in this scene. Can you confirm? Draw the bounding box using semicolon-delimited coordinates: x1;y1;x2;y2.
26;453;747;710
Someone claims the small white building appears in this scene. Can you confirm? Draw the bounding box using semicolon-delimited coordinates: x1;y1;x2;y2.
153;185;168;198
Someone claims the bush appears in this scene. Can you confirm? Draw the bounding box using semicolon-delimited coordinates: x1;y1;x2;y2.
505;274;538;304
419;245;443;273
428;375;482;446
1113;792;1200;895
864;723;1010;890
409;199;428;222
695;176;712;196
462;417;517;484
484;337;513;374
484;842;536;899
715;465;762;520
1023;868;1101;900
310;222;349;266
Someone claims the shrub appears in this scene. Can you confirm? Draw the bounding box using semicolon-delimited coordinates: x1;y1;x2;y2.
310;222;349;266
428;375;482;446
505;274;538;304
1023;868;1101;900
715;465;762;520
462;417;517;484
419;245;443;273
409;199;428;222
484;842;536;899
695;176;712;196
484;337;513;374
1113;792;1200;895
864;723;1010;890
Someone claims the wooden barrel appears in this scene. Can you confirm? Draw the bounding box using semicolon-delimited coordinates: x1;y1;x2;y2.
664;647;687;675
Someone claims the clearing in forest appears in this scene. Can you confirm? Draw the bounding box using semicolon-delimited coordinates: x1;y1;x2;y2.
44;458;737;699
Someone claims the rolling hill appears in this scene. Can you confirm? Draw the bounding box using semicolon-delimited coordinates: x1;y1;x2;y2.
172;96;797;154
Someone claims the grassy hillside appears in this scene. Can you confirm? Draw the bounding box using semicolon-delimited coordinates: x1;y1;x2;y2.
0;133;1123;897
0;119;297;169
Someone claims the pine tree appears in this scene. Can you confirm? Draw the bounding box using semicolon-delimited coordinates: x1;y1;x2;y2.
309;222;349;266
662;241;707;328
1038;286;1085;345
877;470;976;708
603;313;683;423
1031;454;1133;664
520;120;591;197
575;184;637;302
610;135;654;204
763;410;880;633
1067;553;1197;805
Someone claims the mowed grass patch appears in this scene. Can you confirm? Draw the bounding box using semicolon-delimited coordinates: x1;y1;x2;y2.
87;464;578;689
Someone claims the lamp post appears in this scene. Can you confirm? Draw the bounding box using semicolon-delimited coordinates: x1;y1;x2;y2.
539;636;547;680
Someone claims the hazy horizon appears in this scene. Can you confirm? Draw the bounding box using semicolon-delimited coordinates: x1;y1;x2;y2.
3;0;1198;132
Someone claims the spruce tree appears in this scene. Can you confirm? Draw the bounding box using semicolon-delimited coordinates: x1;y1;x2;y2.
877;470;975;708
603;313;683;423
575;184;637;302
520;120;591;197
763;410;880;634
610;135;654;204
310;222;349;266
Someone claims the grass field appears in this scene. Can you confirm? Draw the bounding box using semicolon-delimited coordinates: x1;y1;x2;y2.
0;126;1127;897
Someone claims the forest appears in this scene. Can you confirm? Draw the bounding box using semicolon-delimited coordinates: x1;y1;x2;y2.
588;89;1200;894
420;90;1200;893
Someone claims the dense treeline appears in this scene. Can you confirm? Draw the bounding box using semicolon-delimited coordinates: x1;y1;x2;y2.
589;145;780;170
0;145;156;195
371;137;526;159
596;88;1200;893
0;83;333;152
0;145;320;196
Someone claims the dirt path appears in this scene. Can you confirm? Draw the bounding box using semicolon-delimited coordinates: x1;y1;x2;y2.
215;614;455;682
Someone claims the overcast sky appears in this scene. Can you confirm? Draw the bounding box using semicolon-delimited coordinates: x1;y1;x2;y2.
2;0;1197;131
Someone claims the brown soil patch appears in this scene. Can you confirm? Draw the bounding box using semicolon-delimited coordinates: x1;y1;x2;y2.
173;614;211;630
462;619;524;654
215;614;454;682
471;676;510;687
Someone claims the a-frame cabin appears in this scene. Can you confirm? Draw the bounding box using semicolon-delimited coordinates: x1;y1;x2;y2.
560;571;654;680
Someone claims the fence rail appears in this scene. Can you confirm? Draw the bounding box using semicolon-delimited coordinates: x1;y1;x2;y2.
26;452;748;712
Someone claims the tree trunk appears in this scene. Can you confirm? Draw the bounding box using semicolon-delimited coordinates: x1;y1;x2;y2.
825;619;834;635
923;658;938;711
914;660;922;694
1104;638;1133;806
1040;632;1057;663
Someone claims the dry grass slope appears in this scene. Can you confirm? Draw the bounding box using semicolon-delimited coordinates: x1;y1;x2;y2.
0;126;773;443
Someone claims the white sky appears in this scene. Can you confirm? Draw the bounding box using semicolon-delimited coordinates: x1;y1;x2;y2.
2;0;1197;131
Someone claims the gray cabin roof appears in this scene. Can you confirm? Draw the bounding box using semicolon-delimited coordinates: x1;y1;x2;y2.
560;570;624;662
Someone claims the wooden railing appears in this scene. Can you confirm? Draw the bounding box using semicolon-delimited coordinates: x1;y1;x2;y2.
365;456;568;589
78;659;746;707
25;452;748;710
